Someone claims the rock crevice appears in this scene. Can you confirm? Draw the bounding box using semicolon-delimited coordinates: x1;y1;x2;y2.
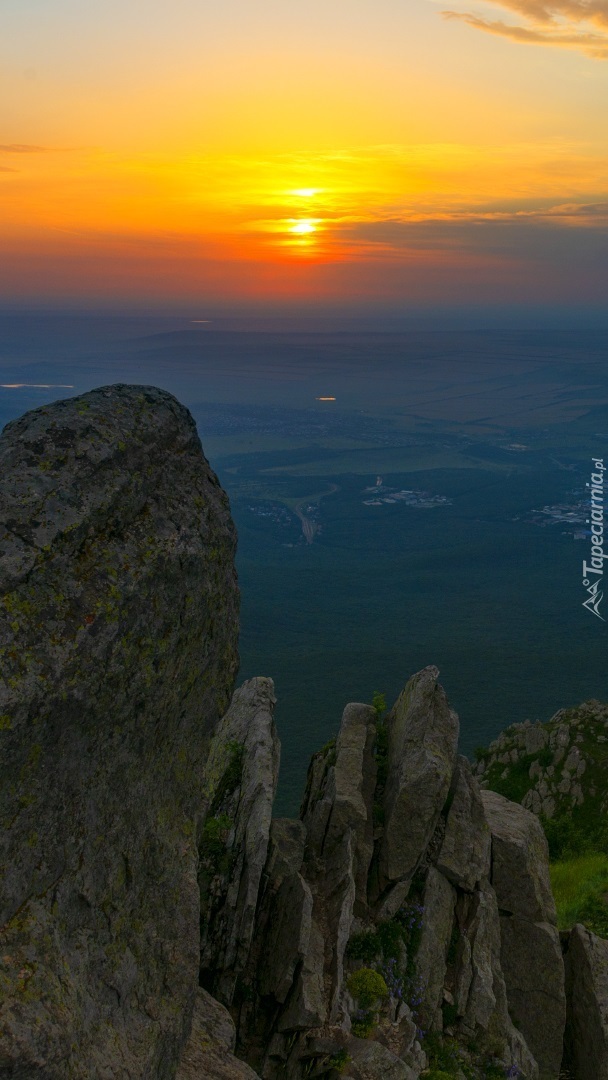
0;385;239;1079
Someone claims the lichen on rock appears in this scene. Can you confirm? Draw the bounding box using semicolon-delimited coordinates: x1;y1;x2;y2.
564;923;608;1080
0;384;239;1078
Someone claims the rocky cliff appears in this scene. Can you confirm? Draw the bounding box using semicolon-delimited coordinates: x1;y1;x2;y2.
471;700;608;827
1;385;605;1080
0;385;239;1077
197;669;568;1080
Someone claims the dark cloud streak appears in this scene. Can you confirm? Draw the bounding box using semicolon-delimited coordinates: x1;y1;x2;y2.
0;144;52;154
443;0;608;56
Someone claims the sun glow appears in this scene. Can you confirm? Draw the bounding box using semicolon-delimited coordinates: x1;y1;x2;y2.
291;188;320;198
289;220;318;235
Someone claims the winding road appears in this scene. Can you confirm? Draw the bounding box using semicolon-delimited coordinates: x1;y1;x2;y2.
293;484;339;543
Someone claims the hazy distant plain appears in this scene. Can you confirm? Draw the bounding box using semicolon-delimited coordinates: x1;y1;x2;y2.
2;314;608;812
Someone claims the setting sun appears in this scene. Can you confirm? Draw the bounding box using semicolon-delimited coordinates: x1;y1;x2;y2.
289;220;318;235
3;0;608;312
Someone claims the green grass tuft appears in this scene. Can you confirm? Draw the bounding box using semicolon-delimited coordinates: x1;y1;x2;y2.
483;753;538;804
372;691;386;719
346;967;388;1009
550;852;608;936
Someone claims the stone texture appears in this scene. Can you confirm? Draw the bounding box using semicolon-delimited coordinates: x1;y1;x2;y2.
471;702;608;835
256;819;311;1005
462;879;504;1032
259;871;313;1005
415;867;456;1030
298;703;377;1026
254;677;543;1080
343;1037;419;1080
275;916;326;1032
258;704;379;1074
331;703;377;915
379;666;459;894
499;915;565;1079
564;924;608;1080
176;988;260;1079
525;724;549;754
480;791;557;925
522;789;542;815
232;818;311;1074
199;677;280;1004
454;881;539;1079
482;791;565;1080
377;1000;425;1070
0;385;239;1078
301;703;376;903
436;756;490;892
265;818;308;883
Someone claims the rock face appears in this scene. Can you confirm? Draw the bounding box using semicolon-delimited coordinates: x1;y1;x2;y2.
414;866;455;1030
176;988;260;1080
472;701;608;825
199;676;280;1005
196;668;571;1080
451;876;538;1077
256;820;312;1006
268;702;379;1049
378;665;459;905
344;1037;419;1080
564;924;608;1080
437;756;490;893
298;701;377;1026
0;386;239;1078
481;791;566;1080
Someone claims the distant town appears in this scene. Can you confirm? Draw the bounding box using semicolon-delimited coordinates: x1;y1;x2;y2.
362;477;452;508
246;503;294;526
518;493;590;538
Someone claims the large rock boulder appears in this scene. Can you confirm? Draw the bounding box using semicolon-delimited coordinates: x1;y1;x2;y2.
257;703;378;1076
256;819;312;1006
453;879;538;1078
415;867;456;1031
225;672;556;1080
299;703;377;1026
0;386;239;1078
481;791;565;1080
378;666;459;902
564;924;608;1080
176;988;260;1080
343;1036;419;1080
327;702;377;916
437;756;490;892
199;677;280;1004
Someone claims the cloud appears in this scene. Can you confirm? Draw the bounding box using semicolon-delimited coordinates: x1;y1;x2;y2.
443;0;608;56
491;0;608;27
325;201;608;272
541;200;608;216
0;144;52;153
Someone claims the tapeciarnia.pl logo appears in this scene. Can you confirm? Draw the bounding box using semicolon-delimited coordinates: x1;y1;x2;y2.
582;458;606;620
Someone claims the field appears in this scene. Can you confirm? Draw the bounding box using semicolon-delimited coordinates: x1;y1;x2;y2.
229;461;608;811
2;316;608;812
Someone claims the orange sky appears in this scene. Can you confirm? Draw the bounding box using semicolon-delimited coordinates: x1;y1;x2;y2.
2;0;608;313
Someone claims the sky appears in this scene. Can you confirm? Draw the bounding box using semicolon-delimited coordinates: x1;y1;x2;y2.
2;0;608;318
